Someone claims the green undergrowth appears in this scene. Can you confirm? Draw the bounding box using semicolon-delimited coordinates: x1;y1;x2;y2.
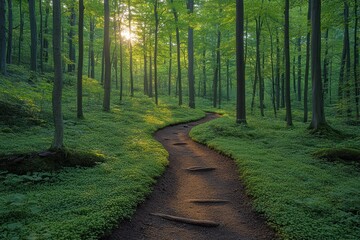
0;65;204;239
190;112;360;239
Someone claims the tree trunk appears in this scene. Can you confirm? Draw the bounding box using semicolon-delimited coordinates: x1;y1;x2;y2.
29;0;37;71
119;20;124;101
39;0;43;72
43;0;49;63
275;29;280;110
344;1;352;118
17;0;24;65
168;34;172;96
149;50;153;97
171;0;182;105
213;30;221;108
89;17;95;78
6;0;12;64
236;0;246;124
202;48;207;97
128;0;134;97
323;28;329;97
310;0;327;129
285;0;293;126
103;0;111;111
226;58;230;101
267;20;277;117
68;5;76;72
77;0;84;118
304;0;311;122
297;36;302;101
154;0;159;105
143;30;148;96
0;0;6;74
188;0;195;109
51;0;63;150
355;0;360;120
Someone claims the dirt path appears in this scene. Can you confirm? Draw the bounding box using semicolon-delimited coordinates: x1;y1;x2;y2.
103;113;277;240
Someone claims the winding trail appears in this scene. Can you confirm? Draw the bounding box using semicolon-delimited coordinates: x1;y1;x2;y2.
103;113;276;240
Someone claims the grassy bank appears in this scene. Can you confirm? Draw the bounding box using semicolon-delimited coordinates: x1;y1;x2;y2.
190;110;360;239
0;66;204;239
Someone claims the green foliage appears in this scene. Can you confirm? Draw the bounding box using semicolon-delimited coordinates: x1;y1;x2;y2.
190;111;360;240
0;68;204;239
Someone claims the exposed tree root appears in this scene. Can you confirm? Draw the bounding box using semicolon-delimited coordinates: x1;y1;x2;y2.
185;166;216;172
150;213;220;227
187;199;230;204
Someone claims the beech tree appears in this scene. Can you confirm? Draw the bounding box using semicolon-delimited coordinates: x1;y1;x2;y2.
103;0;111;111
0;0;6;75
51;0;63;150
28;0;37;71
236;0;246;124
188;0;195;109
309;0;327;130
284;0;293;126
77;0;84;118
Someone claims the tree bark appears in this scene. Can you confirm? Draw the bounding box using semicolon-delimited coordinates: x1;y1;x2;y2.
51;0;63;150
29;0;37;71
154;0;159;105
68;5;76;72
236;0;246;124
188;0;195;109
297;36;302;101
309;0;327;129
285;0;293;126
304;0;311;122
6;0;12;64
128;0;134;97
0;0;6;74
103;0;111;111
168;34;172;96
77;0;84;118
355;0;360;120
171;0;182;105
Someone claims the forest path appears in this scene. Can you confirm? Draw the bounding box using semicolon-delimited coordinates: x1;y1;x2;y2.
103;113;276;240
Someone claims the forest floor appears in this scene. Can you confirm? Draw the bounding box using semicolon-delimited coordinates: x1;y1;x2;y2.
102;113;277;240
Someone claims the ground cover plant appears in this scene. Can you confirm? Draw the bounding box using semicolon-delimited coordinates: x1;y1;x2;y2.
0;66;204;239
190;108;360;240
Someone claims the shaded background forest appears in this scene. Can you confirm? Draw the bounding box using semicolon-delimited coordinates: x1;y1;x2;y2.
1;0;359;123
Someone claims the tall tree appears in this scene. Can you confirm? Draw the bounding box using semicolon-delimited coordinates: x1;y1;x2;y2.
68;4;76;72
103;0;111;111
128;0;134;97
168;35;172;96
29;0;37;71
77;0;84;118
355;0;360;120
51;0;64;150
0;0;6;74
304;0;311;122
188;0;195;109
6;0;12;64
236;0;246;124
284;0;293;126
170;0;182;105
309;0;327;129
17;0;24;65
154;0;159;105
89;17;95;78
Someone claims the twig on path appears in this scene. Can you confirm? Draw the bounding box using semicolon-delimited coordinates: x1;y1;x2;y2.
150;213;220;227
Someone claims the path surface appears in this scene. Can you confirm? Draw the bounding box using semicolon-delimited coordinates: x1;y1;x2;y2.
103;113;277;240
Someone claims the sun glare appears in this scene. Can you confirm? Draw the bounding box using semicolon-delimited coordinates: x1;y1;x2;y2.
121;29;136;42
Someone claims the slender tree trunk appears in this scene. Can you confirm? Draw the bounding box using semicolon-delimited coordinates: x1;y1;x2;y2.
68;5;76;72
267;20;277;117
103;0;111;111
0;0;6;74
202;48;207;97
143;30;148;96
128;0;134;97
293;55;296;93
171;0;182;105
17;0;24;65
89;17;95;78
236;0;246;124
168;34;172;96
276;29;280;110
355;0;360;120
213;30;221;108
39;0;43;72
77;0;84;118
304;0;311;122
29;0;37;71
323;28;329;96
343;1;352;117
226;58;230;101
43;1;49;63
119;21;124;101
154;0;159;105
149;50;153;97
188;0;195;108
51;0;63;150
297;36;302;101
6;0;12;64
285;0;293;126
310;0;327;129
